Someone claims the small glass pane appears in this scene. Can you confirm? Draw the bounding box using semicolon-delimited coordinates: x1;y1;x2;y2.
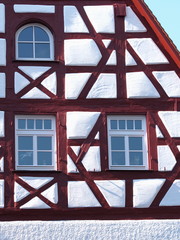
18;27;33;41
35;27;49;41
111;137;125;150
18;43;33;58
129;152;143;165
37;137;52;150
129;137;142;150
35;43;50;58
112;152;125;165
135;120;142;130
37;152;52;165
27;119;34;129
18;151;33;165
110;120;117;129
119;120;125;129
36;120;43;129
18;136;33;150
44;120;52;129
18;119;26;129
127;120;133;129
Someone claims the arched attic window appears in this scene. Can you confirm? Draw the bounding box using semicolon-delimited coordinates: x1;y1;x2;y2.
16;23;54;61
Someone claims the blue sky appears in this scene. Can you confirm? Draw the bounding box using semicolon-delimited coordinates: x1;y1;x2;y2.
144;0;180;50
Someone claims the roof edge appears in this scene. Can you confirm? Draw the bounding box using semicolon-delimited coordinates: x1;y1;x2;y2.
131;0;180;68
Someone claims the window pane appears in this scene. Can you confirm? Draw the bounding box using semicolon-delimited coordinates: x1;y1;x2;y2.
36;120;43;129
27;119;34;129
110;120;117;129
35;27;49;41
18;119;26;129
111;137;125;150
44;120;52;129
37;137;52;150
135;120;142;130
112;152;125;165
18;136;33;150
127;120;133;129
119;120;125;129
18;151;33;165
37;152;52;165
18;27;33;41
129;137;142;150
129;152;143;165
18;43;33;58
35;43;50;58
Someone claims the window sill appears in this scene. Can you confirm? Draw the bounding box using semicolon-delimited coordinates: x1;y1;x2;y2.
13;170;62;173
13;59;60;63
105;168;153;172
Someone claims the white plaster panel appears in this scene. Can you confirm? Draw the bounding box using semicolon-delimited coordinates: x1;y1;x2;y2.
67;112;100;139
68;146;101;172
95;180;125;207
41;72;57;95
64;39;102;66
68;181;101;207
160;180;180;206
67;145;80;173
14;72;30;94
125;50;137;66
0;157;4;172
71;146;80;156
87;73;117;99
95;132;99;140
0;220;180;240
156;126;164;138
127;38;169;64
106;51;117;65
126;72;160;98
67;155;79;173
84;6;115;33
0;4;5;33
0;73;5;98
20;197;50;209
14;182;30;202
41;183;58;204
0;39;6;66
157;146;176;171
153;71;180;97
14;5;55;13
64;6;89;33
21;88;50;99
18;66;51;80
125;7;147;32
133;179;165;208
0;179;4;208
102;39;111;48
0;111;4;137
158;111;180;137
19;177;53;189
82;146;101;172
65;73;91;99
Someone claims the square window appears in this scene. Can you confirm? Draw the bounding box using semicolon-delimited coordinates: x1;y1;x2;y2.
15;115;56;171
107;116;148;170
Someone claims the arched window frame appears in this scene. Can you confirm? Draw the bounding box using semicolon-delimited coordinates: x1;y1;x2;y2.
16;23;54;61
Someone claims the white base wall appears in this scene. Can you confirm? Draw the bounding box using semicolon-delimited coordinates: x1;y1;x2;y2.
0;220;179;240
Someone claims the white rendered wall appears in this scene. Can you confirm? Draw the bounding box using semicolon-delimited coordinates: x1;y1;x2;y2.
0;4;5;33
14;5;55;13
0;220;179;240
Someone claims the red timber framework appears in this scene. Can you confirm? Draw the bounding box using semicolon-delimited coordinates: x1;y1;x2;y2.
0;0;179;220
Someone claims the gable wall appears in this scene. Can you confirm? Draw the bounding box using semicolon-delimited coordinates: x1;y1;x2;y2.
0;0;179;220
